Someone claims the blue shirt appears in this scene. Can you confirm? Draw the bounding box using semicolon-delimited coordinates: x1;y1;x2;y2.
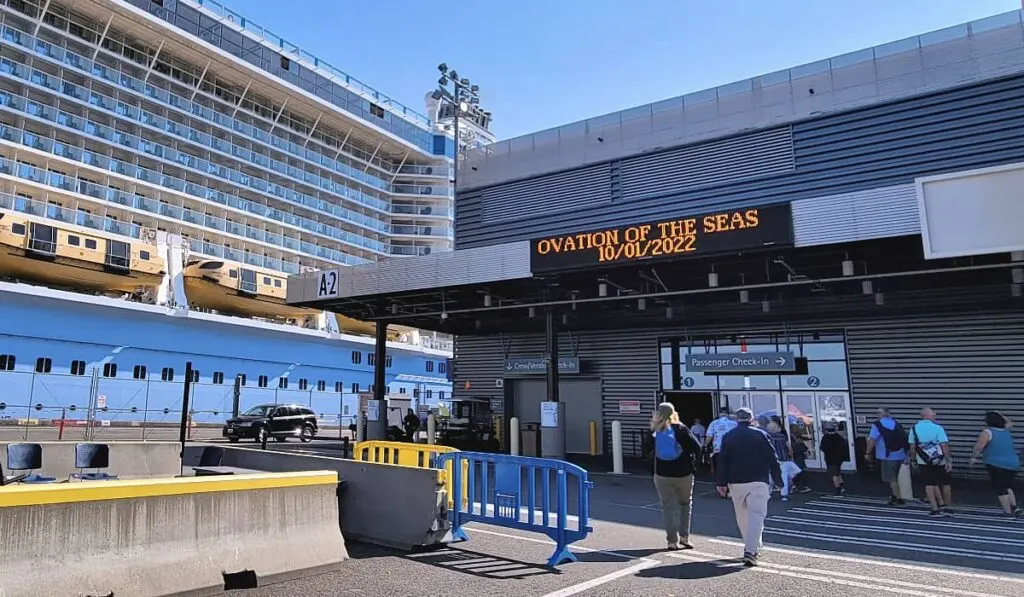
707;416;738;453
983;428;1021;471
868;417;907;461
909;420;949;466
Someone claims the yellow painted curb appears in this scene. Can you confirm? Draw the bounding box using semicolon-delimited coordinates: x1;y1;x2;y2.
0;470;339;508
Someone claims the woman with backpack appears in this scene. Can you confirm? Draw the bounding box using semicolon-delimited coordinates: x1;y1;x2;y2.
650;402;702;550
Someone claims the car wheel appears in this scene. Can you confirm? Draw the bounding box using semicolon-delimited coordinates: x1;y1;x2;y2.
228;437;239;443
300;425;314;443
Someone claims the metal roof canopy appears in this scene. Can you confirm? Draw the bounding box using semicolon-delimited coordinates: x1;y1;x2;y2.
288;235;1022;336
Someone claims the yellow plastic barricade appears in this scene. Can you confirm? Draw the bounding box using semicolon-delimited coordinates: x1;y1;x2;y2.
356;441;468;509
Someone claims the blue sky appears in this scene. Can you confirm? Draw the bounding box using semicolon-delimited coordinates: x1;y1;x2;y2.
234;0;1020;140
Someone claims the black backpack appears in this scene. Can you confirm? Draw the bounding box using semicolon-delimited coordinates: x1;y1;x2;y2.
873;420;908;456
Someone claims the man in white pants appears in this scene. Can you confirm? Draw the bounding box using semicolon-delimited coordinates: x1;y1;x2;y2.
716;408;783;566
766;419;802;501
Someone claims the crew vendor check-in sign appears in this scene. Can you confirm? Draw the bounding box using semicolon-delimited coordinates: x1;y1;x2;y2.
529;203;793;274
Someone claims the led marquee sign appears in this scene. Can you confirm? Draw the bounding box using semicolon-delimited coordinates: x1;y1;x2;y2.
529;203;793;274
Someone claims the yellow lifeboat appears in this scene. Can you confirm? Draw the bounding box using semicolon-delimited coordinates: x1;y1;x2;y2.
0;210;164;293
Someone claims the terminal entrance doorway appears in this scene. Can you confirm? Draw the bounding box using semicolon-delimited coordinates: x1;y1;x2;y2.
662;391;715;432
720;390;856;472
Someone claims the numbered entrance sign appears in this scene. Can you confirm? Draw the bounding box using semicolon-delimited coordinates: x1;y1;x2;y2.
316;269;340;299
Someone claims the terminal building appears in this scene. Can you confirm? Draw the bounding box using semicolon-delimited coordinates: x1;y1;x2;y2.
290;10;1024;475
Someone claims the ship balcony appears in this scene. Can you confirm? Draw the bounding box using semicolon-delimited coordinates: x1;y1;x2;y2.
389;225;453;240
396;163;449;180
389;245;435;257
391;184;451;198
0;69;395;237
390;204;452;219
0;133;377;265
0;14;417;196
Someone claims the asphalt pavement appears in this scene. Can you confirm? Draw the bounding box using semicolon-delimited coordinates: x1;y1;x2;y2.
227;471;1024;597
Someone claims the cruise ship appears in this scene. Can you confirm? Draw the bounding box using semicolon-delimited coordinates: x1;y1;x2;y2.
0;0;493;427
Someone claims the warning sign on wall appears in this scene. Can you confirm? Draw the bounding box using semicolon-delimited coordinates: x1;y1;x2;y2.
618;400;642;415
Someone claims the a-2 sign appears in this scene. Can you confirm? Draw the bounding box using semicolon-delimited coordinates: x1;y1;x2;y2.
316;269;340;299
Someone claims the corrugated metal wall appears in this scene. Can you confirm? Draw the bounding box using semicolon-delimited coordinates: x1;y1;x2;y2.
455;311;1024;476
846;313;1024;475
792;184;919;247
619;128;794;202
480;164;612;224
455;74;1024;250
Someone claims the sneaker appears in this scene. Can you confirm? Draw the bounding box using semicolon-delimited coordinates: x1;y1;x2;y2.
840;486;847;495
943;508;954;516
895;499;907;506
679;539;694;550
928;510;943;517
743;552;759;567
887;496;898;506
781;496;789;502
667;542;680;551
798;486;812;494
1013;507;1022;518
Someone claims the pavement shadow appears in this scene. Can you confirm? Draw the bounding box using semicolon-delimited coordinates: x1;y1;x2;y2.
635;557;745;580
399;546;561;580
575;548;666;562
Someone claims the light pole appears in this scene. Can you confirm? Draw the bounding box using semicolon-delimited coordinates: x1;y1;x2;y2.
434;63;480;234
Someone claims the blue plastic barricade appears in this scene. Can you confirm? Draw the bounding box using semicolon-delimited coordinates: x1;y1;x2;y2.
434;451;594;567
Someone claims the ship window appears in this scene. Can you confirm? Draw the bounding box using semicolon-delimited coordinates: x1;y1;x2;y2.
426;389;434;400
351;383;359;393
280;55;291;71
68;235;80;246
11;223;25;235
106;239;130;270
191;370;200;383
386;355;392;367
35;358;52;374
276;376;286;389
274;279;282;288
425;361;434;372
212;371;224;384
334;382;343;393
298;378;308;391
351;351;361;364
237;374;247;386
28;222;57;254
103;363;118;377
0;354;16;373
85;239;97;250
399;387;406;394
239;269;257;294
369;103;385;119
439;361;447;374
70;360;86;376
386;386;391;394
132;365;146;379
263;276;271;285
258;375;269;388
317;380;326;392
439;391;446;400
413;388;420;398
228;269;238;278
161;367;174;381
140;250;150;261
199;261;223;270
368;353;376;366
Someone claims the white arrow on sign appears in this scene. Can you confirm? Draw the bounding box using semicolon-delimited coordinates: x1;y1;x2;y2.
776;357;787;366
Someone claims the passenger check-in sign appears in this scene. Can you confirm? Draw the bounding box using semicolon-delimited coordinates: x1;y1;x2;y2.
685;352;796;373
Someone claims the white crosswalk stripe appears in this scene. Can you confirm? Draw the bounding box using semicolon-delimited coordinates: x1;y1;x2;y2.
763;493;1024;564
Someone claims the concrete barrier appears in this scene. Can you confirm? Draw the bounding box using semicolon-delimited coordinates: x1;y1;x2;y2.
186;444;452;550
0;471;346;597
0;440;181;479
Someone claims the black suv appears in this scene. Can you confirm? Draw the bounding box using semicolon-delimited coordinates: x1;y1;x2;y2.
222;404;318;443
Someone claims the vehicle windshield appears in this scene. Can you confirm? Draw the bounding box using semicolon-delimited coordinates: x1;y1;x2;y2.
242;405;275;417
